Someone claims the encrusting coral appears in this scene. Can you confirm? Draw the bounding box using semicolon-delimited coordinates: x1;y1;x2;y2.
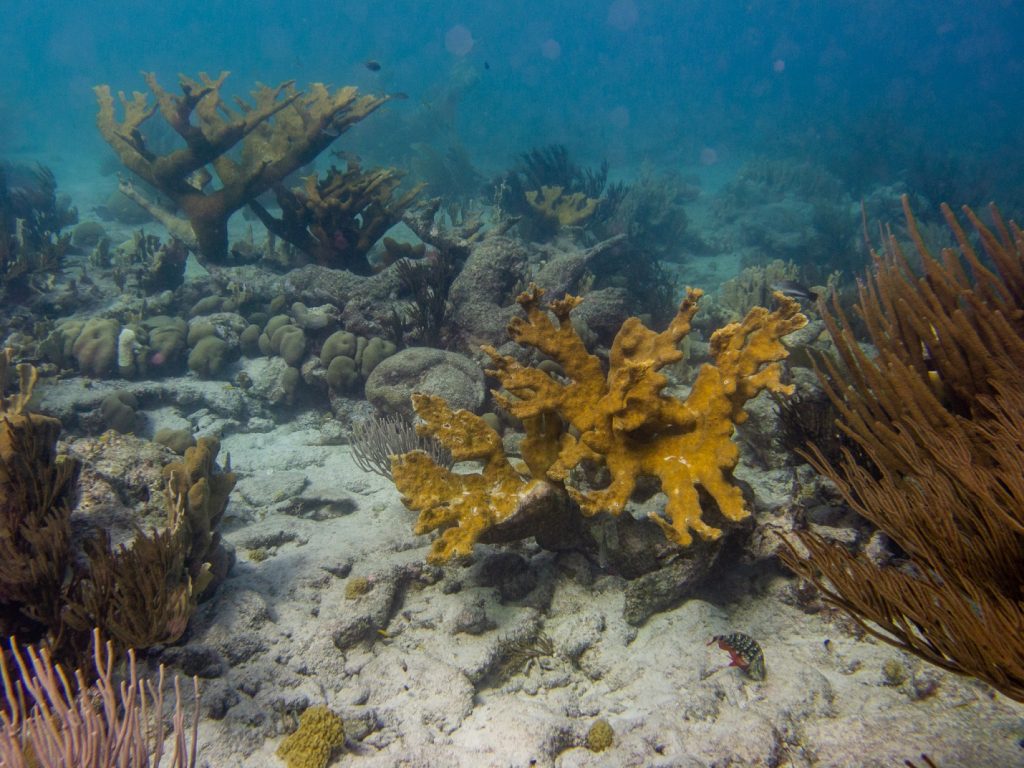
392;285;806;562
95;71;390;262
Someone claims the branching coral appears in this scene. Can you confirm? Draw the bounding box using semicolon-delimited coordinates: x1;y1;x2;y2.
392;394;553;562
96;72;390;262
525;185;599;228
391;286;806;561
250;159;423;274
0;163;76;298
779;197;1024;702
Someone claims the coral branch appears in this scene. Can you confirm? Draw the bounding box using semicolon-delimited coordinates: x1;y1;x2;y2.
96;72;390;262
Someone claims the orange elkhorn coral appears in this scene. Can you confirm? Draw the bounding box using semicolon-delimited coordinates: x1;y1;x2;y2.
391;285;806;563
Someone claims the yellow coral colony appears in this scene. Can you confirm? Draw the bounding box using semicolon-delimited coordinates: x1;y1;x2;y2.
392;287;806;561
0;348;64;490
525;185;600;227
391;393;550;563
277;705;345;768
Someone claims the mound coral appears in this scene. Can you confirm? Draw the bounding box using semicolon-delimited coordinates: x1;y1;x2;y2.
277;705;345;768
96;72;390;262
392;285;806;562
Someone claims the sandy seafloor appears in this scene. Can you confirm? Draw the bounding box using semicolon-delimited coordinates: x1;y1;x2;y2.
14;153;1023;767
36;379;1024;768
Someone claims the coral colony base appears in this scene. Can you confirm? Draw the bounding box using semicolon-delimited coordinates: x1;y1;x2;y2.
0;70;1022;767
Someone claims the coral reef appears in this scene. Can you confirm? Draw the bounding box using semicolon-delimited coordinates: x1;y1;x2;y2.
603;163;694;261
249;158;423;275
64;436;235;655
387;247;458;347
408;141;485;209
0;163;76;300
391;392;557;562
713;157;858;278
0;349;235;663
0;629;200;767
392;286;806;561
780;197;1024;702
494;144;622;242
162;436;237;597
718;259;800;318
350;413;452;481
96;72;390;262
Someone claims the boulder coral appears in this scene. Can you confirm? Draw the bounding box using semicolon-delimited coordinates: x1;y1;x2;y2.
392;285;806;562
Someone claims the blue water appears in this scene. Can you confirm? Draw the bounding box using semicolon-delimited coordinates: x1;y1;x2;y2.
4;0;1023;209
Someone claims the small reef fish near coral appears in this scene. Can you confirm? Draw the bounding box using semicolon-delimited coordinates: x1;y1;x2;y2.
708;632;767;681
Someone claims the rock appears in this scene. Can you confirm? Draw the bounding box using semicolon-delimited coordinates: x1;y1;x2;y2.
291;301;340;331
364;348;485;417
244;356;300;406
622;549;721;626
567;287;633;344
159;643;226;678
451;602;496;635
477;552;537;602
448;235;530;349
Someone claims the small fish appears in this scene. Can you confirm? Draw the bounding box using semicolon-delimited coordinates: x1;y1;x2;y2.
390;92;409;100
708;632;766;680
771;280;818;302
484;61;491;70
365;60;382;72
